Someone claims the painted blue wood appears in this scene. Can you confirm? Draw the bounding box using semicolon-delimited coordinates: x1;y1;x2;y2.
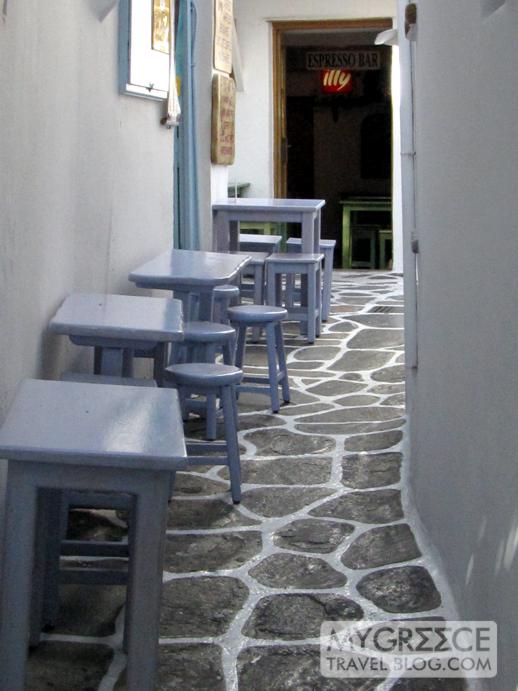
0;379;187;690
228;305;290;413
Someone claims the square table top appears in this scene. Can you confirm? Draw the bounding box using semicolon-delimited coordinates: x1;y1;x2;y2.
213;198;325;213
0;379;187;470
48;293;184;342
129;249;250;289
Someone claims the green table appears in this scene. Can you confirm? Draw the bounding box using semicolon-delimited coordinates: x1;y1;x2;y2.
340;197;392;268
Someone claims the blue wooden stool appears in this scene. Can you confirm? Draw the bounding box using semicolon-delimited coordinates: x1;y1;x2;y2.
213;284;240;323
265;253;324;343
228;304;290;413
172;321;236;440
286;237;336;321
165;363;243;503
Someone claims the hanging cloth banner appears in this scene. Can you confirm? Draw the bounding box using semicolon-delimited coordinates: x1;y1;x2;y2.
163;0;181;127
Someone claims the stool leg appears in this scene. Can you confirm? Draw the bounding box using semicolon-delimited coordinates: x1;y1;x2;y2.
234;324;247;369
275;323;290;404
265;322;281;413
221;386;241;504
125;473;170;690
222;339;234;366
0;466;38;689
251;264;264;343
316;264;322;337
307;268;316;343
206;393;218;441
322;254;333;321
153;343;168;386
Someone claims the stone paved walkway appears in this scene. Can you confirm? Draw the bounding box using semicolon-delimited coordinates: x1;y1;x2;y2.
27;272;463;690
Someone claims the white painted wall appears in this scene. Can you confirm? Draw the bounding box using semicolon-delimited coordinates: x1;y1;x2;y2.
0;1;175;420
411;2;518;687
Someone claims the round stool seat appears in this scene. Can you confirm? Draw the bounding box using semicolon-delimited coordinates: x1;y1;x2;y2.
165;362;243;388
213;284;240;299
183;321;235;343
227;304;287;324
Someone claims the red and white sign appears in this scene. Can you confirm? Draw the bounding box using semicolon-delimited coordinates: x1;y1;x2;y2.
321;69;353;94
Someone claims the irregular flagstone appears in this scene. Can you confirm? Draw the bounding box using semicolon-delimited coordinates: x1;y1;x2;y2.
334;394;381;407
219;457;332;485
342;453;402;489
341;524;421;569
164;532;263;572
371;365;406;382
168;499;260;529
347;329;404;350
295;419;405;435
288;361;330;371
334;350;393;372
344;430;403;452
369;382;405;395
238;645;380;691
299;406;403;424
357;566;441;613
244;428;336;456
306;379;365;396
236;414;287;431
241;345;297;367
51;584;126;637
292;346;341;361
66;509;126;543
236;388;318;412
310;489;403;524
278;402;335;416
242;487;334;517
242;593;363;640
327;321;357;333
382;393;405;407
27;643;113;691
160;576;249;637
274;518;355;553
173;472;229;496
340;373;365;382
348;313;405;328
116;644;225;691
249;553;347;589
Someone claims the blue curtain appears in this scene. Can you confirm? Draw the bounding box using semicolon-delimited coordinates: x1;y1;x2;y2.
173;0;200;249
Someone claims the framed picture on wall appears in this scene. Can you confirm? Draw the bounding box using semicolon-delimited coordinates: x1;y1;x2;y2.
119;0;177;100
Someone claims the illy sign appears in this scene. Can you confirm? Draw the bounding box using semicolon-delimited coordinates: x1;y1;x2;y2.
321;69;353;94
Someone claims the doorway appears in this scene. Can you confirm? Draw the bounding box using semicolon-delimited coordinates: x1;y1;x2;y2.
272;19;394;268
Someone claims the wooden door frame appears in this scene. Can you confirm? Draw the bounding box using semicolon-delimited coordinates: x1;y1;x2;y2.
272;18;393;197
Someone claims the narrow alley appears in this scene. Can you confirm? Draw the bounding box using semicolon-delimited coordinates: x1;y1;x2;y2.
26;272;460;690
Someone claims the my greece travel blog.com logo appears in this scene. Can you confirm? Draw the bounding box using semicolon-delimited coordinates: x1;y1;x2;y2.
321;620;497;679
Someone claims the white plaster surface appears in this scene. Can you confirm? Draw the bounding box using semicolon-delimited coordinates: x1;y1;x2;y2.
0;1;174;420
410;2;518;688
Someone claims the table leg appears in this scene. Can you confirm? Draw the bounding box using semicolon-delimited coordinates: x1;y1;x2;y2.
99;347;124;376
229;220;239;252
301;213;314;254
213;210;230;252
125;472;170;691
0;464;38;690
342;206;352;269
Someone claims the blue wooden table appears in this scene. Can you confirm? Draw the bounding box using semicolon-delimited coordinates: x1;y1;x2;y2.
129;248;250;321
0;379;187;690
49;292;184;381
